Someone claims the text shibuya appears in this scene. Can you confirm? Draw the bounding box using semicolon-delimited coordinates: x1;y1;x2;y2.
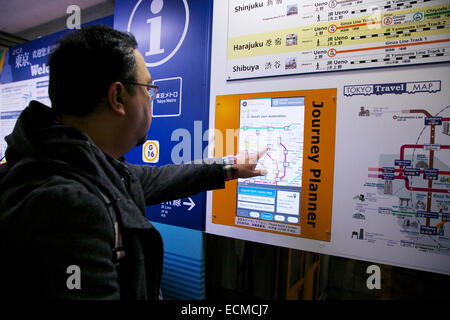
233;64;259;72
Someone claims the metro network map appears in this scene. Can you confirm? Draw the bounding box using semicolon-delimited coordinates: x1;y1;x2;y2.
235;97;305;234
334;79;450;273
239;98;304;187
227;0;450;79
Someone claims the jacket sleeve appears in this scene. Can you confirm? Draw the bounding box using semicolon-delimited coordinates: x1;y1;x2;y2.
128;160;226;206
3;181;120;300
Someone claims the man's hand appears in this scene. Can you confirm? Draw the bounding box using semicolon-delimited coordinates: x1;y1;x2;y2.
234;147;268;178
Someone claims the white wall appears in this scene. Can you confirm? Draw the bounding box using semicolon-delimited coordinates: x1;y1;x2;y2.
206;0;450;275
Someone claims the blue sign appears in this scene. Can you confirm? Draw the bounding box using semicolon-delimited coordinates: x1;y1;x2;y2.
382;167;395;174
424;117;442;126
238;187;276;197
381;173;395;180
423;169;439;180
114;0;213;230
417;211;439;219
271;97;304;107
394;159;411;166
0;111;22;120
0;16;114;84
420;226;437;235
153;77;182;117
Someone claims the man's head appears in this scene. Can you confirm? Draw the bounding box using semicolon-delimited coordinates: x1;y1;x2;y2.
48;25;154;157
48;25;138;117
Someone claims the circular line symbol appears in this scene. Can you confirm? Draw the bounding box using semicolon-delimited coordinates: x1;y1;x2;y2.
127;0;190;67
383;16;393;26
144;141;159;162
328;24;337;33
413;12;424;21
327;48;337;57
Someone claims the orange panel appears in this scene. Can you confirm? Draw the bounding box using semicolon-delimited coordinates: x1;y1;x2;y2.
212;89;336;241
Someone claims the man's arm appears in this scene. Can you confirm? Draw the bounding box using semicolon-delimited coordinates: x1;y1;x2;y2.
130;161;225;206
129;148;268;206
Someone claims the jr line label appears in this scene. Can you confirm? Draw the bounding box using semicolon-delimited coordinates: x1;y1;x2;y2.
227;0;450;79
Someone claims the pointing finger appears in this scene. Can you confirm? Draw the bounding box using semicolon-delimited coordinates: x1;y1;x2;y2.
256;168;268;176
256;146;269;160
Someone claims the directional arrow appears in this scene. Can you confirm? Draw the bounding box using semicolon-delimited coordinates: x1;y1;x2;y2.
183;197;195;211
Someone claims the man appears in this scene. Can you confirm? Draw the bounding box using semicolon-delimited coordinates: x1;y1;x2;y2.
0;25;266;299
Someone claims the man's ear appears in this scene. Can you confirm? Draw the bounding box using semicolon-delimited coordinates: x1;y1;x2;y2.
107;81;127;116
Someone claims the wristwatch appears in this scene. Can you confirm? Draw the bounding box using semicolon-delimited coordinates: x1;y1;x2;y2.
222;155;238;181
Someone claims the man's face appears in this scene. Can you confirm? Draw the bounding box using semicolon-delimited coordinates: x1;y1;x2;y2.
127;49;153;147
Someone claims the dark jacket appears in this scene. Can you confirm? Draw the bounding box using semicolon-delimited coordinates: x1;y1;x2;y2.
0;101;225;300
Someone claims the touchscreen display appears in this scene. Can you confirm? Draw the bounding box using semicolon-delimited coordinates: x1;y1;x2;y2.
236;97;305;226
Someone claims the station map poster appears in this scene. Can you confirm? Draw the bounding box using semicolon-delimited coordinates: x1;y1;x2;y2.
210;79;450;275
227;0;450;80
209;0;449;275
333;78;450;274
114;0;214;230
212;89;337;241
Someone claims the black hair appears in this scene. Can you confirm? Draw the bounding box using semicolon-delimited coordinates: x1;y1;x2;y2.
48;25;138;117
